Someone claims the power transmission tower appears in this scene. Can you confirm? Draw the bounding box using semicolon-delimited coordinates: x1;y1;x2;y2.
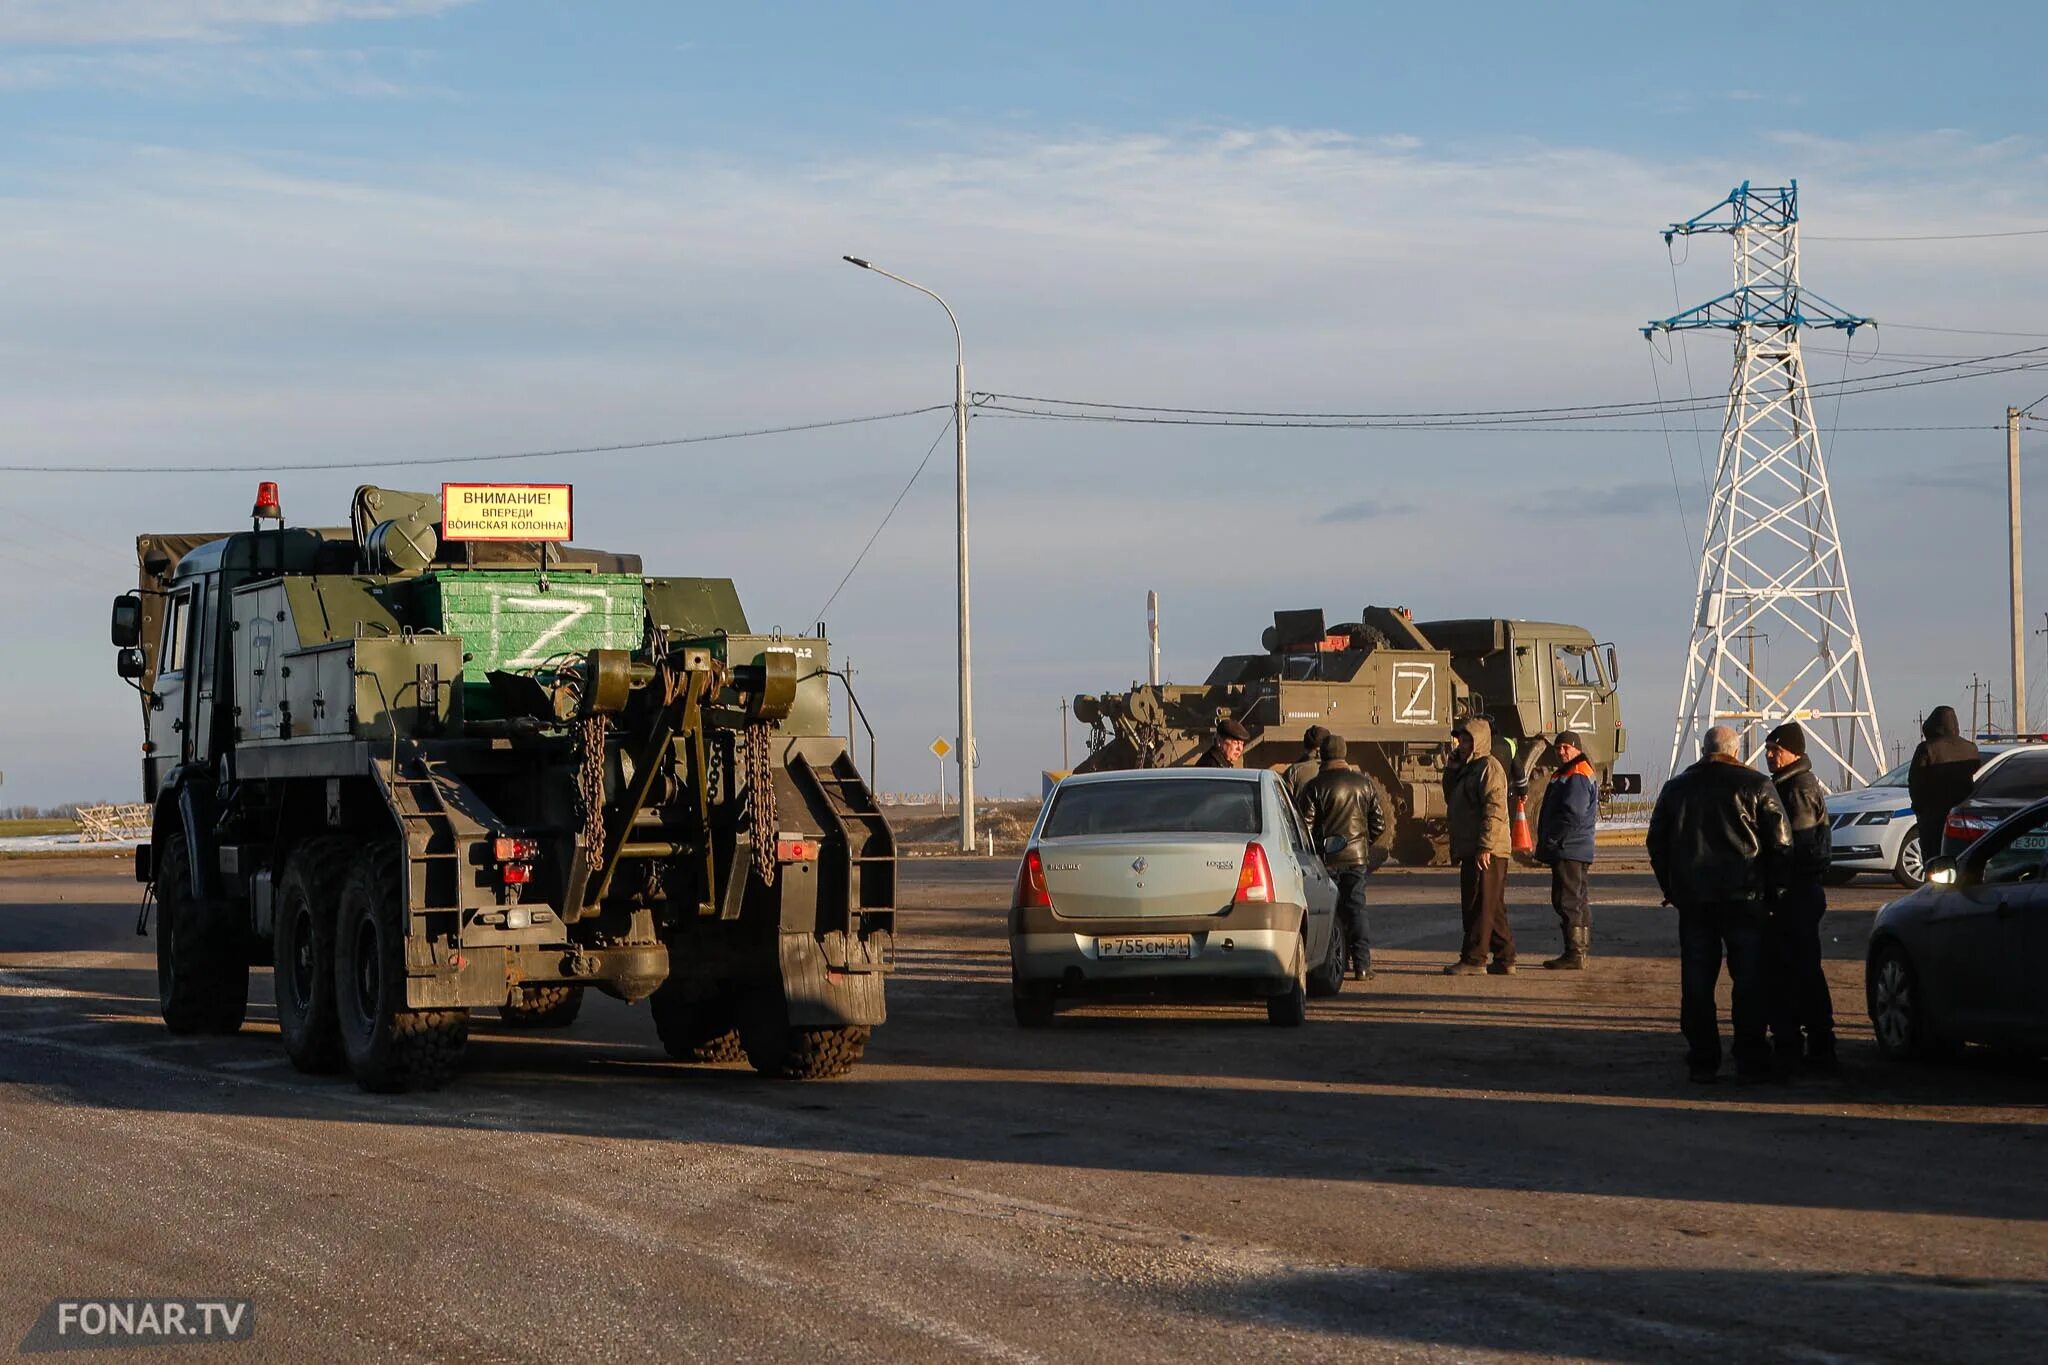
1647;181;1883;787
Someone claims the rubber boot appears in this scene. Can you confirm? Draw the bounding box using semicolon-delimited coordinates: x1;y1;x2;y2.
1543;926;1589;971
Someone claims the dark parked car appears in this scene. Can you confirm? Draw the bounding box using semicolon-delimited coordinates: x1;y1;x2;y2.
1941;746;2048;856
1866;796;2048;1061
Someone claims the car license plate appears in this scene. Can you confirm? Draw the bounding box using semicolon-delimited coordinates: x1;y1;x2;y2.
1096;934;1193;960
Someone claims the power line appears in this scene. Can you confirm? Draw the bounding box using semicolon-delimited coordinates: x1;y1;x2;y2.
1883;322;2048;339
0;405;952;475
1806;226;2048;242
975;411;1996;434
812;411;956;624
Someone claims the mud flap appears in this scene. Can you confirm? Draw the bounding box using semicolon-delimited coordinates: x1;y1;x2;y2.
778;931;886;1028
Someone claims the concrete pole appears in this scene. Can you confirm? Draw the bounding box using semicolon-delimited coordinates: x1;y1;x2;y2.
2011;407;2027;735
1147;590;1161;687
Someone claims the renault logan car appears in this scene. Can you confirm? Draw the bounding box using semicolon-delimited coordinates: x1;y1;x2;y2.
1008;768;1341;1028
1866;794;2048;1061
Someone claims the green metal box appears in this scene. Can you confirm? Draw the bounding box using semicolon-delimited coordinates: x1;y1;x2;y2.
412;571;647;713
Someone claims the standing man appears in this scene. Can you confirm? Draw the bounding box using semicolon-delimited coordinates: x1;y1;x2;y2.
1908;705;1981;861
1763;723;1837;1074
1534;729;1598;970
1443;717;1515;976
1297;735;1387;980
1283;725;1330;798
1195;717;1250;769
1647;725;1791;1084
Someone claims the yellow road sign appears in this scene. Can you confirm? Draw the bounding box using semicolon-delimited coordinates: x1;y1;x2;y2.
930;737;952;758
441;482;574;542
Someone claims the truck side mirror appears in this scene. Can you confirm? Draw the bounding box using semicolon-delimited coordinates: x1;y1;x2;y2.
111;593;143;648
1606;645;1619;684
117;646;146;680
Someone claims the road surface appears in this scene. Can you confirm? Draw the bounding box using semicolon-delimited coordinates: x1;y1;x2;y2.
2;852;2043;1362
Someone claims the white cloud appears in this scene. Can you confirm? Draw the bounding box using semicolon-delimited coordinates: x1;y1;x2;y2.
2;126;2046;801
0;0;470;46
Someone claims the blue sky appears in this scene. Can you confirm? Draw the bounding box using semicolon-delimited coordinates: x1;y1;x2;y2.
3;1;2048;805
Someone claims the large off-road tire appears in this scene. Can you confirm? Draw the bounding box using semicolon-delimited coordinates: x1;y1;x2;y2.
1307;917;1347;999
738;996;870;1078
333;842;467;1093
498;984;585;1029
649;982;745;1062
273;836;356;1073
155;832;249;1036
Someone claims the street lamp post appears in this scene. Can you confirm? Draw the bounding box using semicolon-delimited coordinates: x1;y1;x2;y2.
844;255;976;852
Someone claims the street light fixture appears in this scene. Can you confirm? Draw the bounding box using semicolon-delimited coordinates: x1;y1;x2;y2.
843;255;977;853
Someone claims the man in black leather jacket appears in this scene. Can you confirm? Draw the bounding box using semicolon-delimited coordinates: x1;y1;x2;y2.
1297;735;1387;979
1763;723;1837;1073
1647;725;1792;1083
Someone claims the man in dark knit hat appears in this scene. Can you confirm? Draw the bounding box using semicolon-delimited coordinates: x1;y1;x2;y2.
1195;717;1251;768
1298;734;1387;979
1763;721;1838;1073
1283;725;1331;798
1534;730;1599;969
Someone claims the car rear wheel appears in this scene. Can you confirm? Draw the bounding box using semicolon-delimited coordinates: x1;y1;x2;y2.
1892;831;1925;889
1266;934;1308;1028
1868;942;1944;1062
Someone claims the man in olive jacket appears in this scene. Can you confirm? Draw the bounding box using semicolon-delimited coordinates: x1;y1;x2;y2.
1648;725;1792;1083
1908;705;1980;862
1764;722;1837;1073
1298;735;1387;979
1443;716;1515;975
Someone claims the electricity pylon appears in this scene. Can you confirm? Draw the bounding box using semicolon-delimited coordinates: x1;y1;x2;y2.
1646;181;1884;787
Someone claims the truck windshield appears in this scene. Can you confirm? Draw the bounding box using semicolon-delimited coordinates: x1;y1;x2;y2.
1042;779;1262;838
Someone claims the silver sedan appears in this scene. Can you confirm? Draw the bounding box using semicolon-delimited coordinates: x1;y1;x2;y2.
1007;768;1341;1027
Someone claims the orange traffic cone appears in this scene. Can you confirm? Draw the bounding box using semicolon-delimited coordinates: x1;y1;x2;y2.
1510;795;1535;859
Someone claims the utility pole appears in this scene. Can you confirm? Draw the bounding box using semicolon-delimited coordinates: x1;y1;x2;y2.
2010;407;2027;735
1147;590;1161;687
1968;674;1984;740
1059;697;1070;771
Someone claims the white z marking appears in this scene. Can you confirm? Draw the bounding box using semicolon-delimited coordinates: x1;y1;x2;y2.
1393;664;1435;724
504;588;609;668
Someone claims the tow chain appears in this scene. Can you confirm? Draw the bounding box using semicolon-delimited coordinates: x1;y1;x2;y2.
575;713;607;873
746;720;778;887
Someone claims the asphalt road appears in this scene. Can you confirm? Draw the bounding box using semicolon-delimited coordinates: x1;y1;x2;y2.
2;852;2045;1363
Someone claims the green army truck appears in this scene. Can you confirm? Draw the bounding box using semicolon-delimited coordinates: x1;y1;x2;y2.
1073;606;1639;865
110;484;894;1091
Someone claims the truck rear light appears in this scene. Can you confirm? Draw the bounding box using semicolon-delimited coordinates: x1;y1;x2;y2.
1013;848;1052;910
1233;842;1275;904
492;836;540;862
500;863;534;886
775;835;818;863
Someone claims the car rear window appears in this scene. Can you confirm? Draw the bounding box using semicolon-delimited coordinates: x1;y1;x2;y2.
1041;779;1262;838
1972;751;2048;799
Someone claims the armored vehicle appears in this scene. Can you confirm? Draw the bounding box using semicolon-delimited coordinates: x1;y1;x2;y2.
111;483;894;1090
1072;606;1635;865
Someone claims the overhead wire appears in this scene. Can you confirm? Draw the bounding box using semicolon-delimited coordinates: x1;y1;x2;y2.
0;404;953;475
812;411;956;624
1806;226;2048;242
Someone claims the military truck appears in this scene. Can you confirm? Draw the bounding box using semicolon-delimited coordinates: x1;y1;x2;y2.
1072;606;1637;865
110;483;894;1091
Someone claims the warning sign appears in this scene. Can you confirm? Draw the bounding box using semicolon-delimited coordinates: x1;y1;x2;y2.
441;483;573;542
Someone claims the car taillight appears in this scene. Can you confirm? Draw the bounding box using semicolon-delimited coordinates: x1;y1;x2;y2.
1013;848;1052;910
1233;842;1274;904
1946;811;1996;838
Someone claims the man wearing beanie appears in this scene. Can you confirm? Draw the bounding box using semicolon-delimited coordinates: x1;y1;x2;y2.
1534;730;1599;969
1763;721;1838;1073
1284;725;1330;798
1297;734;1387;979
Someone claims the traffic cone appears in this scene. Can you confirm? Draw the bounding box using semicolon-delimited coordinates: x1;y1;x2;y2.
1510;795;1535;859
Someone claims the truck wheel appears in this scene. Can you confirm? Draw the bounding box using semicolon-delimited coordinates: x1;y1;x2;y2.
498;984;584;1029
155;832;249;1035
737;998;869;1079
273;836;355;1072
649;982;745;1062
333;842;467;1093
1392;824;1446;867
